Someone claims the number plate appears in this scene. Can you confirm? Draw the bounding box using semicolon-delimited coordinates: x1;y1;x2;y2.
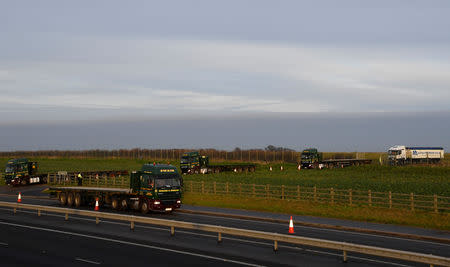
165;208;172;211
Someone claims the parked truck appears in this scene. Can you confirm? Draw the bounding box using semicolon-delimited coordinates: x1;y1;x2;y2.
180;151;256;174
49;163;182;213
4;158;48;186
388;145;444;165
300;148;372;169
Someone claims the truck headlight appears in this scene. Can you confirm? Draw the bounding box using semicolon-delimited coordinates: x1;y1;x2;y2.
154;201;160;205
176;200;181;204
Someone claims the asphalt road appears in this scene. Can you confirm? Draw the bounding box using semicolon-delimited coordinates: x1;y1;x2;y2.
0;184;449;266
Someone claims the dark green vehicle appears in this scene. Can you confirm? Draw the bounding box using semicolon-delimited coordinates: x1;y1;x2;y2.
49;163;182;213
180;151;256;174
301;148;372;169
4;158;48;186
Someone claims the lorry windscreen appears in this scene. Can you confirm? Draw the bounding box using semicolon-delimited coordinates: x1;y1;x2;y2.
388;150;401;155
180;157;189;164
5;165;14;173
155;176;181;189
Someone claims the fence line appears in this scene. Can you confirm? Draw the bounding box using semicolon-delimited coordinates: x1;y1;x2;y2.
185;181;450;213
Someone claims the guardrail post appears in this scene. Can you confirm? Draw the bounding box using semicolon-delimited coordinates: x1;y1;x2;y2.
266;184;269;199
252;184;255;198
38;209;41;217
226;182;229;195
201;181;205;194
297;185;300;200
343;250;347;262
368;190;372;207
389;191;392;209
113;177;116;187
218;232;222;243
331;188;334;205
410;193;414;211
239;183;242;196
96;217;100;225
214;182;216;194
130;221;135;230
65;212;68;221
190;181;193;193
282;185;285;200
104;176;107;186
170;226;175;236
13;207;16;214
349;189;353;205
434;194;438;213
89;175;92;186
273;240;278;252
121;176;124;187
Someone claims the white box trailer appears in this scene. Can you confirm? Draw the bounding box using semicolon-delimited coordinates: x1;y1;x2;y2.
388;145;444;165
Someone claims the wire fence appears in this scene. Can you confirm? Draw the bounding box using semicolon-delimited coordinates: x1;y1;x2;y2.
185;181;450;214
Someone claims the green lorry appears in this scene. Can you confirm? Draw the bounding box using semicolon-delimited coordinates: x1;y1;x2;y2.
180;151;256;174
49;163;182;213
4;158;48;186
300;148;372;169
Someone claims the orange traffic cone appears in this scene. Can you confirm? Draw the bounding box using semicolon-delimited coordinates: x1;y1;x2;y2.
289;216;294;234
17;192;22;203
94;198;99;211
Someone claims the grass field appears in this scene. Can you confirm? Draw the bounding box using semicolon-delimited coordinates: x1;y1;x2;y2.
1;157;449;196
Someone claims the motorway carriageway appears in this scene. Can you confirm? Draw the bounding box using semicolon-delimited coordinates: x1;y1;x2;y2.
0;187;448;266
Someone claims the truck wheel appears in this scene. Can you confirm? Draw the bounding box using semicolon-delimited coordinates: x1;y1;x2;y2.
111;198;120;210
141;201;149;214
59;192;67;206
21;179;27;186
121;198;128;210
67;192;74;206
74;193;82;207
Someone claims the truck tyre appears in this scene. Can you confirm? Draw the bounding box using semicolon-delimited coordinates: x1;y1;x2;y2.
111;198;120;210
141;201;149;214
59;192;67;206
21;179;27;186
120;198;128;210
74;193;82;207
67;192;74;206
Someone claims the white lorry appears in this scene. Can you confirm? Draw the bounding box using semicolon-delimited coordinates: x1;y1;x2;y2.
388;145;444;165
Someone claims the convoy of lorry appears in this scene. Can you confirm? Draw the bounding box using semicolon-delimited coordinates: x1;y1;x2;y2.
180;151;256;174
49;163;182;213
300;148;372;169
388;145;444;165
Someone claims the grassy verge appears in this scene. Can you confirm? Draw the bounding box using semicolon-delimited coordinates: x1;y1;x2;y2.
183;193;450;230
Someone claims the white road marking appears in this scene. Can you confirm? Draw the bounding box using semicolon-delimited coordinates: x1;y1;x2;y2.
0;209;423;266
75;257;101;265
0;221;265;267
0;242;8;246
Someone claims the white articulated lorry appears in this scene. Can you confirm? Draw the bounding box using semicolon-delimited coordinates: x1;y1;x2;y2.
388;145;444;165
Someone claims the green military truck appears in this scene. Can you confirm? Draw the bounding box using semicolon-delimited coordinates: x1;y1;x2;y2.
49;163;182;213
4;158;48;186
180;151;256;174
301;148;372;169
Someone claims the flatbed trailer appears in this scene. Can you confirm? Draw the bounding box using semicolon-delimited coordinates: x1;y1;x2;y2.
300;148;372;169
48;164;182;214
180;151;256;174
321;159;373;168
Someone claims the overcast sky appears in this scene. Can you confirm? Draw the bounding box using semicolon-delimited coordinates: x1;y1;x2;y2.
1;1;449;151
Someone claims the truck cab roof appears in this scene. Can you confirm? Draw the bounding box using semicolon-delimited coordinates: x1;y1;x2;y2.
141;164;179;174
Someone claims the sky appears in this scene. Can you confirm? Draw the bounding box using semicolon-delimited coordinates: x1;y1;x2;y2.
1;1;449;151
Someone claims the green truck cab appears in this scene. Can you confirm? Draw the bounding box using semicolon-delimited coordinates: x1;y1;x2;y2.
4;158;47;186
300;148;323;169
50;163;182;213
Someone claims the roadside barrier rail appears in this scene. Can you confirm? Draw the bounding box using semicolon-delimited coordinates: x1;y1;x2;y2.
1;201;449;266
